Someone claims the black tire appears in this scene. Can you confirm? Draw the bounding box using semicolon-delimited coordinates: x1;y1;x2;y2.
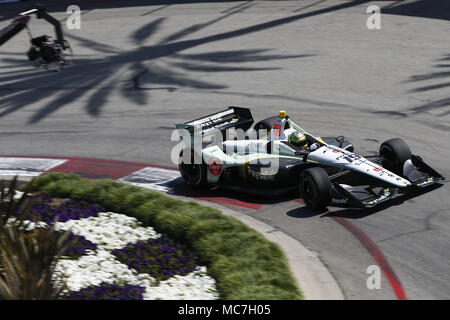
299;167;331;210
179;149;207;188
253;116;279;138
379;138;412;175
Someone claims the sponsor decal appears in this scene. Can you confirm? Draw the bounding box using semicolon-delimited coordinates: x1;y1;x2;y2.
246;165;276;181
207;158;222;176
285;161;303;169
194;117;241;135
416;177;434;187
272;124;281;136
367;188;393;205
336;152;362;163
188;109;236;131
332;198;348;204
189;109;234;126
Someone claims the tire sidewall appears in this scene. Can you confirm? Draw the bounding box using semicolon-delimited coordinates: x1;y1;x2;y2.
179;149;207;187
300;167;331;210
379;138;412;175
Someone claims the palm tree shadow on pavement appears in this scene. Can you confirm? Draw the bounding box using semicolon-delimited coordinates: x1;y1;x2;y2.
406;53;450;118
383;0;450;21
0;0;374;124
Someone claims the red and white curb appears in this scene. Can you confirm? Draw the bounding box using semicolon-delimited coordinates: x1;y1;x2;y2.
0;156;408;300
2;156;265;210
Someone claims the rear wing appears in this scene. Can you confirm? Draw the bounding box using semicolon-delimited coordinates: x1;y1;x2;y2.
175;106;254;138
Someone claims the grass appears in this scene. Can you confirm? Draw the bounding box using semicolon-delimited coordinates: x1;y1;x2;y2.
27;172;302;300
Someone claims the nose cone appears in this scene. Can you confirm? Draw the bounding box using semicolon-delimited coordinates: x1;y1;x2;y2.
391;176;411;188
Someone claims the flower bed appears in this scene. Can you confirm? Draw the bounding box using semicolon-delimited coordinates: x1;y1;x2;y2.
20;195;219;300
28;173;302;300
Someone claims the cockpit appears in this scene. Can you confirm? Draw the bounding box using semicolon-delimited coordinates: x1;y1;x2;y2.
264;110;325;153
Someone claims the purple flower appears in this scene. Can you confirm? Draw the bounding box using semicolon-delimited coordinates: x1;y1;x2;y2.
18;193;105;223
62;233;97;258
67;282;145;300
112;235;200;281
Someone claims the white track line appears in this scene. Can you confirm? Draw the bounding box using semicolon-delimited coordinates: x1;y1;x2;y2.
0;157;67;177
119;166;181;192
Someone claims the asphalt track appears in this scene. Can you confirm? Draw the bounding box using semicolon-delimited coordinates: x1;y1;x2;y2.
0;0;449;299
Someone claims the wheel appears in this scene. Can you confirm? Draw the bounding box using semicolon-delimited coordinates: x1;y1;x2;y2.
178;149;207;187
253;116;279;138
299;167;331;210
379;138;412;175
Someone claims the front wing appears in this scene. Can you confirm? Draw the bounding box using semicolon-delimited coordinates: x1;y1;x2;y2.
329;154;445;209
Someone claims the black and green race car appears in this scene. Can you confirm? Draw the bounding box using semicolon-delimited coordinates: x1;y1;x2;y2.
176;107;444;210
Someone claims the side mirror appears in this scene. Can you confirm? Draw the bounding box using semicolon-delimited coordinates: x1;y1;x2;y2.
336;136;345;147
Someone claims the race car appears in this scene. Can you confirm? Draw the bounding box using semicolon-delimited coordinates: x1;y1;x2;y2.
175;107;444;210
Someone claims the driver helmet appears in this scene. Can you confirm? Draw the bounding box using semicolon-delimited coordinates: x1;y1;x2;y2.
288;131;308;149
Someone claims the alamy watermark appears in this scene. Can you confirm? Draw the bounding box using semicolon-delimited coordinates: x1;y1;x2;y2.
366;5;381;30
171;126;281;173
366;265;381;290
66;5;81;30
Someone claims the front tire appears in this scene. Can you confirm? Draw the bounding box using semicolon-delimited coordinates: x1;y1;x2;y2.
299;167;331;210
379;138;412;175
179;149;207;188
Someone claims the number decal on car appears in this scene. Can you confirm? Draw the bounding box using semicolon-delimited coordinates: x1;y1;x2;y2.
273;124;281;136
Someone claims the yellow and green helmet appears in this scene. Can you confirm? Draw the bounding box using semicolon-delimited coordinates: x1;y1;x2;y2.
288;131;307;148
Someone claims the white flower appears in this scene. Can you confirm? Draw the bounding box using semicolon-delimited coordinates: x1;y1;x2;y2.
142;267;219;300
4;218;48;231
53;212;160;250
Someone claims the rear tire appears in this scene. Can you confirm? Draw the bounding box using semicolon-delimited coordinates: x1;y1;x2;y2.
299;167;331;210
179;149;207;188
379;138;412;175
